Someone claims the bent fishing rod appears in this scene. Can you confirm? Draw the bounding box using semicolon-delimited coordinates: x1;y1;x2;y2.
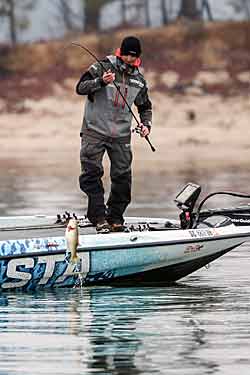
71;42;156;152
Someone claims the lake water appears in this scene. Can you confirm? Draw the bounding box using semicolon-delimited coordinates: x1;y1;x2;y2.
1;171;250;374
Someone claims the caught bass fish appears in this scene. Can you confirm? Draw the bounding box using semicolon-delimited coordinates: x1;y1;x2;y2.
65;219;79;264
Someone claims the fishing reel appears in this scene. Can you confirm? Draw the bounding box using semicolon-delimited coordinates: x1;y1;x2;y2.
56;212;78;225
132;125;142;134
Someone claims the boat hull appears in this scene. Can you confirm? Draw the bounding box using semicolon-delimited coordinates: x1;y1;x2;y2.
0;232;245;290
2;188;250;290
88;246;236;286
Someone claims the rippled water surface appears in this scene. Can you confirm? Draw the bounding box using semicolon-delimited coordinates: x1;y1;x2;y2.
1;252;250;375
1;171;250;374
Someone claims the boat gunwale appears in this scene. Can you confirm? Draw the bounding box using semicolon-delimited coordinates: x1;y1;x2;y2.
0;230;249;261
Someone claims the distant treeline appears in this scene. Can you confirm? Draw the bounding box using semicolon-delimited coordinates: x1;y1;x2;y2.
0;0;250;45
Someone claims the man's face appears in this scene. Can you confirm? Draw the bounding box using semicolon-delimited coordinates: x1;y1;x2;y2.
121;54;138;65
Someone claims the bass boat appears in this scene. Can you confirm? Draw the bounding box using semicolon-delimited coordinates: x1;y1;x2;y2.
1;183;250;291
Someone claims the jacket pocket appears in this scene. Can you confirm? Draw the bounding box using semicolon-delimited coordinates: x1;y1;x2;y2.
80;136;104;160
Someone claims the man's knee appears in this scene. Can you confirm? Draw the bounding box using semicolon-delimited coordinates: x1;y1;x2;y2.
111;170;132;202
79;160;104;194
111;169;131;184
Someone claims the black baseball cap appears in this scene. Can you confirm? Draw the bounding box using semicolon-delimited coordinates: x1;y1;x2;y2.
120;36;142;57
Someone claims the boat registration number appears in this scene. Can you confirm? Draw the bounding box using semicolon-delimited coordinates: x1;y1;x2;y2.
189;228;218;238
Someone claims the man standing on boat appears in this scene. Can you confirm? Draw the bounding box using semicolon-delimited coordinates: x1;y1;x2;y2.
76;36;152;233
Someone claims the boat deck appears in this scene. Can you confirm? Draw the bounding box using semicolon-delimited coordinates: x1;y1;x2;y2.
0;226;97;241
0;216;176;242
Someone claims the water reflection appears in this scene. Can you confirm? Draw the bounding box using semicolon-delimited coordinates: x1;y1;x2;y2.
0;283;225;375
1;164;250;374
1;161;250;217
180;317;219;374
85;287;143;375
0;162;26;216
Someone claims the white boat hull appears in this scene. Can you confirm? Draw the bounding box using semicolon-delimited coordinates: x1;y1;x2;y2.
0;218;249;290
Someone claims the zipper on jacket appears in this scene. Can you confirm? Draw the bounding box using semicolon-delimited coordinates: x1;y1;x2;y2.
113;73;128;110
122;87;128;109
114;89;119;107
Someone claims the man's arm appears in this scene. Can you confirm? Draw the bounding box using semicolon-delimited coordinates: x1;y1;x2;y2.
76;65;105;96
76;62;115;96
134;85;152;132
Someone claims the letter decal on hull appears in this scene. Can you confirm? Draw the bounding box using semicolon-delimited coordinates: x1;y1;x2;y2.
0;252;90;290
184;244;204;254
1;258;34;289
56;253;90;283
38;254;65;285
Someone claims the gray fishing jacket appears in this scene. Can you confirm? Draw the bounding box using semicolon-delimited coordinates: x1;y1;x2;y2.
76;55;152;138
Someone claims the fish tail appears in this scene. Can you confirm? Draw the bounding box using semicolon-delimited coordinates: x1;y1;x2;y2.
70;254;79;265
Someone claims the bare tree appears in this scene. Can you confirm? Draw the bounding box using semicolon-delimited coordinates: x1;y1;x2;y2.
179;0;200;20
128;0;150;27
52;0;84;33
84;0;114;32
160;0;168;25
229;0;250;19
56;0;77;31
243;0;250;18
144;0;151;27
120;0;126;24
201;0;213;20
0;0;16;44
0;0;36;45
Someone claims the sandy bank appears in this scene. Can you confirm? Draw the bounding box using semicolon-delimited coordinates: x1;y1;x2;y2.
1;86;250;179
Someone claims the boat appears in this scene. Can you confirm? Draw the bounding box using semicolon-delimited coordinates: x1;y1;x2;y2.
1;182;250;291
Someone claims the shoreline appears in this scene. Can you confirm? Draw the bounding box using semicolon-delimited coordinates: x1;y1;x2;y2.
1;91;250;177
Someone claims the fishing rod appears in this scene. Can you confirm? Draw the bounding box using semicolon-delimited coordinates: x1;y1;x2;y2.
71;42;156;152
